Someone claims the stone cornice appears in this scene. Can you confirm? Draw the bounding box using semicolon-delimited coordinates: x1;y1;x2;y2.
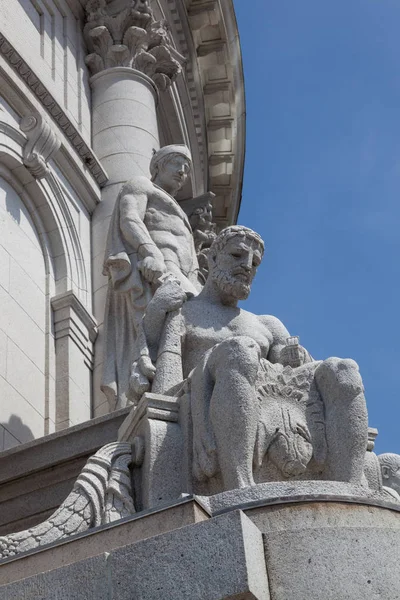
188;0;245;227
51;290;98;369
52;290;98;342
166;0;245;228
0;33;108;188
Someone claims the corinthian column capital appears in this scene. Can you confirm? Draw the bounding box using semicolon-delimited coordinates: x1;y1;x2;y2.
84;0;184;91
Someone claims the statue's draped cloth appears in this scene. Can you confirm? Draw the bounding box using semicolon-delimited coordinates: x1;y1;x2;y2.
102;185;201;409
102;196;150;409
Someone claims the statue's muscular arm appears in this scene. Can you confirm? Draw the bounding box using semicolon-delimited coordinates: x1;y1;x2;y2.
259;315;290;363
260;314;314;366
119;178;163;261
119;177;166;282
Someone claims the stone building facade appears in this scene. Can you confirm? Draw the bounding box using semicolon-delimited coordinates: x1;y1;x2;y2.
0;0;244;450
2;4;400;599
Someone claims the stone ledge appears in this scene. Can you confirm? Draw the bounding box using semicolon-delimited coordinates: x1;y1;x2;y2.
1;498;400;599
196;480;400;516
0;497;209;586
0;407;130;484
0;408;130;534
0;33;108;188
0;509;268;600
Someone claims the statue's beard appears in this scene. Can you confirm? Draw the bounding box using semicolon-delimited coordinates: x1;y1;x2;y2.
212;267;251;300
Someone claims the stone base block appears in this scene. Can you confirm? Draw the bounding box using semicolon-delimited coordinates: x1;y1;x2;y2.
245;495;400;600
264;526;400;599
0;509;269;600
1;492;400;599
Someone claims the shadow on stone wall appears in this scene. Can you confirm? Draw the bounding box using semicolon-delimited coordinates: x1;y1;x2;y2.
5;188;21;224
0;415;34;451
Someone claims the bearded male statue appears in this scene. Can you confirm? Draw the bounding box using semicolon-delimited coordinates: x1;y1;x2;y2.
140;226;369;492
102;145;202;410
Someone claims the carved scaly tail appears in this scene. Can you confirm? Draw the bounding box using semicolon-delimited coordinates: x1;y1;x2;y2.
0;442;134;559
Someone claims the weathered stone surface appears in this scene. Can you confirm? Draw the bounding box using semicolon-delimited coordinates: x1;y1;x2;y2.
84;0;184;91
0;509;269;600
196;480;400;516
135;225;370;498
0;443;134;560
108;509;269;600
378;453;400;500
248;498;400;599
1;500;400;600
0;498;208;586
0;554;109;600
119;393;183;510
264;527;400;599
247;500;400;535
0;407;130;535
102;145;202;411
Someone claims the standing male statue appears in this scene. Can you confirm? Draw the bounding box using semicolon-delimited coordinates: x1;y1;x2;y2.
141;225;369;492
102;144;202;410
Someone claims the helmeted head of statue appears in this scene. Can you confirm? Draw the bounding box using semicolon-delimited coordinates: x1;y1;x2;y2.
379;453;400;495
150;145;192;197
207;226;265;301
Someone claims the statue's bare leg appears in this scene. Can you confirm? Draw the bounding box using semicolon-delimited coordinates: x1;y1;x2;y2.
315;358;368;483
206;336;261;490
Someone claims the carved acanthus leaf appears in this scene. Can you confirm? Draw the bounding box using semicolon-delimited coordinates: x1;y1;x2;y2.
88;25;113;60
20;112;61;179
123;26;148;57
84;0;183;91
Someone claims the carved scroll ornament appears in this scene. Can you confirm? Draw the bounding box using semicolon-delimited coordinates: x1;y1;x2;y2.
20;113;61;179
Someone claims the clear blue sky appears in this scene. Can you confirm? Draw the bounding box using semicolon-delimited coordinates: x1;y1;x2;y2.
234;0;400;454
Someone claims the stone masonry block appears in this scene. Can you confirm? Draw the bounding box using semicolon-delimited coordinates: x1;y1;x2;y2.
108;509;270;600
263;527;400;600
0;554;109;600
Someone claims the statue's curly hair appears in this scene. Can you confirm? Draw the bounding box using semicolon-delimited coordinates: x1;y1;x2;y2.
209;225;265;259
379;453;400;473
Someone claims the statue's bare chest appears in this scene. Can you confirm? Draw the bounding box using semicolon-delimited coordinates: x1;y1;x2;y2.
182;302;272;374
145;190;191;235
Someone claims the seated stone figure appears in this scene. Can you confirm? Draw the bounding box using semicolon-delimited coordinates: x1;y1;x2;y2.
141;226;369;492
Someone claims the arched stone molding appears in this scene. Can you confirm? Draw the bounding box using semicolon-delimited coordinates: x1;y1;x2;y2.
44;173;89;306
0;159;55;448
0;112;92;306
0;113;97;441
0;120;71;297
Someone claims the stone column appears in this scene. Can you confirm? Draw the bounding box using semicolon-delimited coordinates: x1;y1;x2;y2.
83;0;184;415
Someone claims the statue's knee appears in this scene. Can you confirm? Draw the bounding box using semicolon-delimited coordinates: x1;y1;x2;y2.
315;357;363;401
211;336;260;375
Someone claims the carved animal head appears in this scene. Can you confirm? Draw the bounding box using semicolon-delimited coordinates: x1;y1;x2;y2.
267;408;313;477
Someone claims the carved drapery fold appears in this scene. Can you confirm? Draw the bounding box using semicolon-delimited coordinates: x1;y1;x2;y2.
84;0;185;91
